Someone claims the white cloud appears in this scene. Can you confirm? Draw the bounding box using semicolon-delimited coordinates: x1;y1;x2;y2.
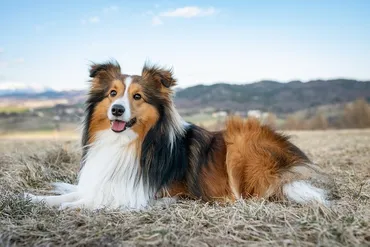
151;16;163;26
0;48;4;53
81;16;100;24
103;5;118;13
89;16;100;23
160;6;217;18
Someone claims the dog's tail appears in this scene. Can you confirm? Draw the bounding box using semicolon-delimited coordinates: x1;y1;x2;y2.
282;180;328;205
51;182;78;194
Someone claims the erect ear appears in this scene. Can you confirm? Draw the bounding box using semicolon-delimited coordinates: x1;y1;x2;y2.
141;63;177;88
89;61;121;79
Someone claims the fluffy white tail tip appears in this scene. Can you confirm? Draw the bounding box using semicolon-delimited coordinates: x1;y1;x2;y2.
283;181;329;206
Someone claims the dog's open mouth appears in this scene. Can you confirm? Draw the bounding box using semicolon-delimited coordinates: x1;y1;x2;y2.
110;118;137;133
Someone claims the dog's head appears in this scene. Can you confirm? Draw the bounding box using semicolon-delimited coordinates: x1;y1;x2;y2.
82;61;178;145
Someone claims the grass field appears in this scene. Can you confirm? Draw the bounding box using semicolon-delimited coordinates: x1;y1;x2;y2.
1;129;369;246
0;106;29;114
0;130;79;140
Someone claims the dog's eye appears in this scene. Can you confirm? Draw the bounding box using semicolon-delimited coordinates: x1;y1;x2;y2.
110;90;117;97
133;93;142;100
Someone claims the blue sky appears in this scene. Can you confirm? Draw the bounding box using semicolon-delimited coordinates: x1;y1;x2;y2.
0;0;369;90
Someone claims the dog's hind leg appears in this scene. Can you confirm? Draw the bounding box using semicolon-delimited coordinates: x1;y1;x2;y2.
24;192;80;207
224;116;329;205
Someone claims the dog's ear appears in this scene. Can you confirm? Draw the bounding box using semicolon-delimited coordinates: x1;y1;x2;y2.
89;61;121;79
88;61;121;92
142;63;177;88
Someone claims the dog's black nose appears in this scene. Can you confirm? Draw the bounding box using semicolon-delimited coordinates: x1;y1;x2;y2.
111;104;125;117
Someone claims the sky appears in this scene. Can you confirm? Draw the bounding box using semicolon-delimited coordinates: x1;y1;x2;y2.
0;0;369;90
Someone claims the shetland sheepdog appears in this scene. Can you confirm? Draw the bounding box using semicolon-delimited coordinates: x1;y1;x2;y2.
25;61;328;210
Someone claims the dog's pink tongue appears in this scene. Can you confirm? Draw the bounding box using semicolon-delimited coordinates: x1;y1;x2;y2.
111;121;126;132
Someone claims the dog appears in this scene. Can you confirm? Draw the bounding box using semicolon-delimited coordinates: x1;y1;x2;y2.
25;61;328;210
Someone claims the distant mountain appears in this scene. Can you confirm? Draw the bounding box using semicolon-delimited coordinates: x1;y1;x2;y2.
3;90;85;99
1;79;369;114
0;82;55;96
174;79;370;113
0;82;85;102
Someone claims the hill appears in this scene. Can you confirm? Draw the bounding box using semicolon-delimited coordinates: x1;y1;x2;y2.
1;79;369;114
175;79;370;113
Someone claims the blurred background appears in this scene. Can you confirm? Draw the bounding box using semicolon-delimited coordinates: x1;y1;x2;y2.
0;0;369;139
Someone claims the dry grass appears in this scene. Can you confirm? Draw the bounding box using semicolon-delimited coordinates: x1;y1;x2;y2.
1;130;370;246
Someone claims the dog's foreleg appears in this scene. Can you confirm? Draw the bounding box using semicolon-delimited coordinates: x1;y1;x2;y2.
51;182;78;194
59;199;90;210
24;192;80;207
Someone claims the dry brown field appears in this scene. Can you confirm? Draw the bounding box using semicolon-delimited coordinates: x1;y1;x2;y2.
1;129;369;246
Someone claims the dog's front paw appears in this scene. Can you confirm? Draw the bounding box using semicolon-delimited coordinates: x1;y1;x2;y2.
59;202;77;211
58;200;87;211
23;192;39;203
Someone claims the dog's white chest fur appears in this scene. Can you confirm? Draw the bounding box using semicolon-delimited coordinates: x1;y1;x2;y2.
26;129;177;210
77;130;151;209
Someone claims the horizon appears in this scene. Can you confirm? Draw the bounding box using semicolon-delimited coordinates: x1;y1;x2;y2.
1;1;370;90
0;77;369;94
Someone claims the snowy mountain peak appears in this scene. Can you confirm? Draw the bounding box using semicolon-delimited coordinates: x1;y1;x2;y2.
0;82;56;96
